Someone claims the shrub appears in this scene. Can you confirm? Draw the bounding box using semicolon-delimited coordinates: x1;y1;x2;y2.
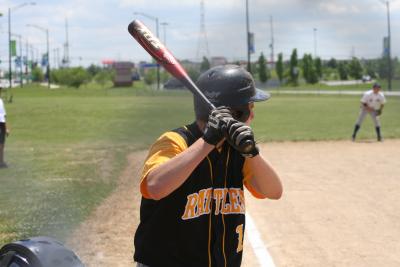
31;67;44;82
51;67;90;88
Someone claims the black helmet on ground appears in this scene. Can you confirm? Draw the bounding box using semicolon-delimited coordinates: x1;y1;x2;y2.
0;236;84;267
194;64;270;122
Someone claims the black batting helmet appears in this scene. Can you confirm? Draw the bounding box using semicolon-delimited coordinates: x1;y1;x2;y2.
194;65;270;121
0;236;84;267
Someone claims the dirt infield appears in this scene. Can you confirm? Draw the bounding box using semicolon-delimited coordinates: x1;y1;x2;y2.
67;140;400;267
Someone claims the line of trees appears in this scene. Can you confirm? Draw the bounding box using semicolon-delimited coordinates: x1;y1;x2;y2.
29;65;115;88
254;48;399;86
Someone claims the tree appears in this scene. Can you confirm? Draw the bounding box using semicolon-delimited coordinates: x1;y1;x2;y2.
276;53;284;85
314;57;322;79
257;53;269;83
348;57;363;80
327;58;337;69
144;69;156;85
289;49;299;85
51;67;90;88
31;67;44;82
161;70;171;83
200;57;210;72
364;59;378;79
69;67;90;88
86;64;102;78
378;56;397;81
302;54;318;84
302;54;310;82
187;67;201;82
94;69;114;87
308;63;318;84
338;62;348;80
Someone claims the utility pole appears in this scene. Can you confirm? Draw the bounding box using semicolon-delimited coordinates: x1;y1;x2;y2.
385;1;392;91
313;28;317;58
270;15;274;68
18;35;23;87
27;24;50;88
56;48;60;69
160;22;169;45
8;2;36;102
8;8;11;91
11;33;23;88
196;0;210;60
25;39;29;83
63;18;70;67
246;0;251;72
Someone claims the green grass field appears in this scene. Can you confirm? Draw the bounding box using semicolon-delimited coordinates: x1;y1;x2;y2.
259;78;400;91
0;84;399;245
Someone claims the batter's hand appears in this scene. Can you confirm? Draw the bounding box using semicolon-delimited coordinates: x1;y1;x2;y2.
224;120;259;158
203;106;233;146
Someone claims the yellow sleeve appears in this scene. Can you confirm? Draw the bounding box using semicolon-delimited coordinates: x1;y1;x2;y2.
140;131;188;198
242;159;267;199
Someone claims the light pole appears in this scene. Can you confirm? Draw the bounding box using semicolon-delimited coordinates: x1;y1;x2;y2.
245;0;251;72
27;24;50;89
160;22;169;45
313;28;317;58
11;33;23;88
380;0;392;91
134;12;160;89
8;2;36;96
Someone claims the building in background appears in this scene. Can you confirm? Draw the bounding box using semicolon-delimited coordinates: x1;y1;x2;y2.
113;61;135;87
211;57;227;67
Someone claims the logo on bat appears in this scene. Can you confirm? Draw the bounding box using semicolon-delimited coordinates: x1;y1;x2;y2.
133;22;176;65
134;25;162;51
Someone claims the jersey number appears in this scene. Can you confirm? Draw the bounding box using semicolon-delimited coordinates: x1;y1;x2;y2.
236;224;244;252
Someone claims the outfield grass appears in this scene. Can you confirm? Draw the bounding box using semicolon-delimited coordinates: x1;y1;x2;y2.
0;84;399;246
261;79;400;91
252;94;400;141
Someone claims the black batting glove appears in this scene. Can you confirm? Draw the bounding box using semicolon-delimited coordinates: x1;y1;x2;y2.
225;119;259;158
203;106;233;146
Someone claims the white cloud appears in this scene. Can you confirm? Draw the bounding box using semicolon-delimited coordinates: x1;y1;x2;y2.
318;2;361;15
1;0;400;68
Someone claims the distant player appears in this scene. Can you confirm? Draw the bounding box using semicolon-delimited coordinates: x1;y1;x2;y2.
0;87;10;168
133;65;283;267
352;83;386;142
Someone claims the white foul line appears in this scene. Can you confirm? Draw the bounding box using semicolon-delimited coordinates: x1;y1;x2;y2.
246;212;276;267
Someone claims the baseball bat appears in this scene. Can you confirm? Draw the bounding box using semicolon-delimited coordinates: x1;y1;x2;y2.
127;19;254;153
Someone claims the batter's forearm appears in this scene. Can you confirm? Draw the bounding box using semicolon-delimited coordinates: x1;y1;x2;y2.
145;138;214;200
246;155;283;199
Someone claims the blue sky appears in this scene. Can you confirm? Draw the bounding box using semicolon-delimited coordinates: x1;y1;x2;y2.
0;0;399;68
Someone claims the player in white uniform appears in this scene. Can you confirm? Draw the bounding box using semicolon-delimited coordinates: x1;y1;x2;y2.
352;83;386;141
0;87;10;168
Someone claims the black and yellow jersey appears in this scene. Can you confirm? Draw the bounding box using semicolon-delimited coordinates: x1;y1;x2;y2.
134;122;264;267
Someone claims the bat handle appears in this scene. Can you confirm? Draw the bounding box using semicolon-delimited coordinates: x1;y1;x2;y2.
239;139;256;154
221;121;256;154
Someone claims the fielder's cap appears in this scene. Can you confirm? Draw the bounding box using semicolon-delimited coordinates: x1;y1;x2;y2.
373;83;381;88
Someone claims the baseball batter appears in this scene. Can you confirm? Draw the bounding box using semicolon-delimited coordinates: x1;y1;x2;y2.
133;65;283;267
352;83;386;141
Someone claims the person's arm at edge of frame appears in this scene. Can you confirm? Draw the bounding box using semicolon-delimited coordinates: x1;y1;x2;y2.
245;153;283;200
145;136;214;201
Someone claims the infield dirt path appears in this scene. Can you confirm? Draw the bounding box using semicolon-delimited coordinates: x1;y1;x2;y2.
67;140;400;267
